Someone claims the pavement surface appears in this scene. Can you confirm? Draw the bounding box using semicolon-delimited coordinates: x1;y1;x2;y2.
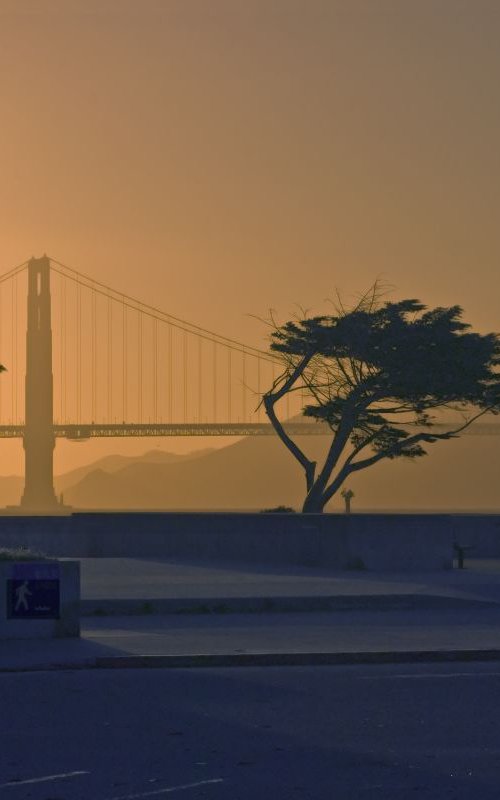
78;557;500;610
3;558;500;671
3;662;500;799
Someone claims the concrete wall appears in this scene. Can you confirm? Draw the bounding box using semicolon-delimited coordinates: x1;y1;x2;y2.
0;512;457;570
0;560;80;639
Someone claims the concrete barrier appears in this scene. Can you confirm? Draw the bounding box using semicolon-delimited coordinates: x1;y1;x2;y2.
0;512;456;570
0;559;80;639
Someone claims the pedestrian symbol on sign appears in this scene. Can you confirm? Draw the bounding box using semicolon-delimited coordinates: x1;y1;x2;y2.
7;577;60;619
14;580;32;612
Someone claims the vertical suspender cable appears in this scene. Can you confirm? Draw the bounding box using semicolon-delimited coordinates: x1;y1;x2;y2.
76;277;82;424
108;297;113;422
241;350;246;422
183;330;187;423
198;337;202;423
153;318;158;422
63;277;67;423
271;361;277;423
91;288;96;421
227;347;231;422
257;357;261;422
60;275;64;423
0;286;2;423
213;340;217;423
123;299;127;421
11;277;14;422
159;322;163;423
13;275;18;422
168;324;173;423
138;311;142;422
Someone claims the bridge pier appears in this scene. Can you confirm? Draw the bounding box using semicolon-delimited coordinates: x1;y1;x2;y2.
20;256;58;511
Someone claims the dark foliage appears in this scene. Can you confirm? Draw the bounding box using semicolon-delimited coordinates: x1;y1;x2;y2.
263;290;500;512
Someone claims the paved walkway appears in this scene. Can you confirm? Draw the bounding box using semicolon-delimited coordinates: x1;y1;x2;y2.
2;558;500;671
79;556;500;600
2;606;500;671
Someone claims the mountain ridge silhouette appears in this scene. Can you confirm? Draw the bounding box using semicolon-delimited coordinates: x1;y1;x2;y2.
0;434;499;511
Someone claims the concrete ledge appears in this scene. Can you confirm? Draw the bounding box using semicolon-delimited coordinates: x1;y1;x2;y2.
0;560;80;639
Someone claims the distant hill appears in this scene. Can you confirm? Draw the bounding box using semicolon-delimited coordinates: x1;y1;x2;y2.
55;448;215;493
62;432;500;512
0;448;215;508
1;431;499;511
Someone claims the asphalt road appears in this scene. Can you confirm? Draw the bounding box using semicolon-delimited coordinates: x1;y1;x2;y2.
1;663;500;799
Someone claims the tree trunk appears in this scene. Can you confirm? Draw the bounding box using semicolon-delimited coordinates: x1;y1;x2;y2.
302;491;326;513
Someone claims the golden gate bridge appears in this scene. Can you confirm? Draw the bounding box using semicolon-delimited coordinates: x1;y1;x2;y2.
0;255;317;510
0;256;496;511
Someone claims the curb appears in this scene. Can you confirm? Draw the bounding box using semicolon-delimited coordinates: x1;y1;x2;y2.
4;648;500;673
93;649;500;669
80;593;498;617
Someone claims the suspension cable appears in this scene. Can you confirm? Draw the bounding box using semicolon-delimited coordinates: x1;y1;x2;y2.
49;258;278;363
0;261;29;285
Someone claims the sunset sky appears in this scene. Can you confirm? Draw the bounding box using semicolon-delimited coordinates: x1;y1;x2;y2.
1;0;499;477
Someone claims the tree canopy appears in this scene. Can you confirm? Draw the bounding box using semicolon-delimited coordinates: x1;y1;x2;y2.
263;288;500;512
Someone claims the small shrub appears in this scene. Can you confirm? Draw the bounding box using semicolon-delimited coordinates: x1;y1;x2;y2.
260;506;296;513
0;546;49;562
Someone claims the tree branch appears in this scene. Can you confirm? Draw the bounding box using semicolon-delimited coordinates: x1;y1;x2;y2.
264;352;317;491
346;405;494;474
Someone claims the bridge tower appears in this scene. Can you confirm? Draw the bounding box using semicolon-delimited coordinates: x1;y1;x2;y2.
20;256;58;510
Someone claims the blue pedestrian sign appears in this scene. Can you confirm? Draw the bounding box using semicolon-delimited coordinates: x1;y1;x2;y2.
6;563;60;620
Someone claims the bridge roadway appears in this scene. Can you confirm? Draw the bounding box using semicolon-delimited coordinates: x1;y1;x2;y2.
0;422;327;439
0;422;498;439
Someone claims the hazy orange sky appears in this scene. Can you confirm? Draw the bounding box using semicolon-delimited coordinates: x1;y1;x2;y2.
1;0;499;476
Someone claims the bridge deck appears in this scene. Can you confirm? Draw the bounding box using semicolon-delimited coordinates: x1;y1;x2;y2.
0;423;498;439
